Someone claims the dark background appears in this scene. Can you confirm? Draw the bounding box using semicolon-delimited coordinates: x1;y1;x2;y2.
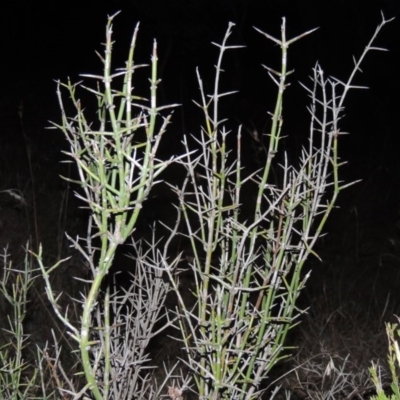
1;0;399;176
1;0;400;395
1;0;399;154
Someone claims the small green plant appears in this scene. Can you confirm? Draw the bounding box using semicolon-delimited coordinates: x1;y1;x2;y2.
0;245;41;398
370;320;400;400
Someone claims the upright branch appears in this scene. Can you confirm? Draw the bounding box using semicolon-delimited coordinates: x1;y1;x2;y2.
35;12;177;400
